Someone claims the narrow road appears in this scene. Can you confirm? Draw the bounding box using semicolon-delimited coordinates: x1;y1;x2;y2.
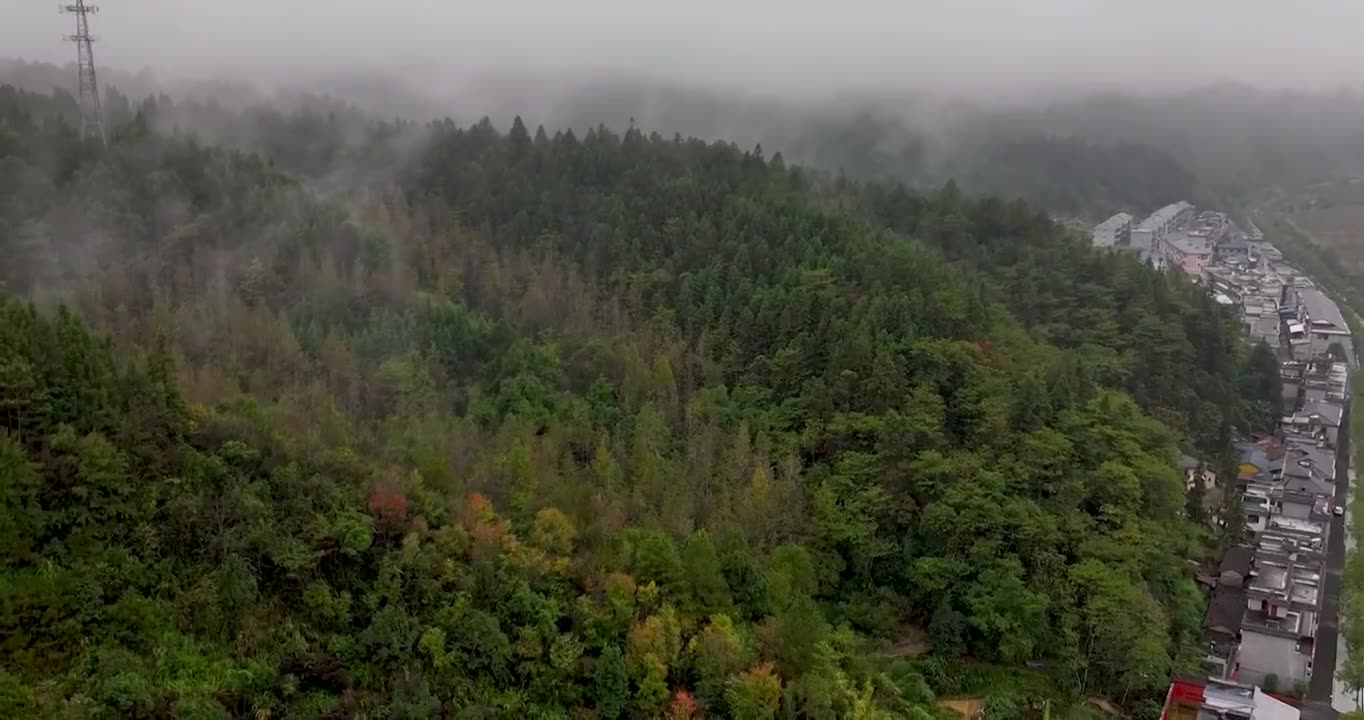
1334;470;1358;713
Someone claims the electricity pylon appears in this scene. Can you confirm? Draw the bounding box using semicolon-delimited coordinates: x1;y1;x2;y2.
60;0;106;144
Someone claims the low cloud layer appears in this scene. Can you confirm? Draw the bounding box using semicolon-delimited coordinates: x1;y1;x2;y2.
8;0;1364;102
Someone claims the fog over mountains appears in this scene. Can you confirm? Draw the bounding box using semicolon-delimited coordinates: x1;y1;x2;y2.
8;1;1364;217
9;0;1364;98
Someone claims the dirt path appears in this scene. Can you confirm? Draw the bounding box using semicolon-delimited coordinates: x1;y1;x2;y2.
939;698;984;719
884;624;930;657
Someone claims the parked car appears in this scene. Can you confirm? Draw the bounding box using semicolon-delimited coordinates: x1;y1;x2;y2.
1335;505;1346;517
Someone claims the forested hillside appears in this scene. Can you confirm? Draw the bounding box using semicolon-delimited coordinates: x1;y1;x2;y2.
0;84;1278;718
9;61;1364;217
458;78;1364;217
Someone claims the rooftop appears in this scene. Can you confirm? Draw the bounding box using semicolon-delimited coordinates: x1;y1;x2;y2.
1245;519;1326;626
1299;287;1347;329
1302;360;1350;395
1253;563;1288;591
1203;585;1246;638
1162;678;1300;720
1287;399;1344;428
1137;201;1195;232
1236;437;1285;470
1168;232;1215;256
1219;546;1254;578
1281;439;1335;485
1241;608;1304;637
1266;517;1327;545
1093;212;1133;233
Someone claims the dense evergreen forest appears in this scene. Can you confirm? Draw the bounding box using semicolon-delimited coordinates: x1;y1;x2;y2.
396;74;1364;217
0;84;1280;718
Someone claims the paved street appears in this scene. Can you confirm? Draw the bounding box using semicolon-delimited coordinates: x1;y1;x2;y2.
1334;469;1359;712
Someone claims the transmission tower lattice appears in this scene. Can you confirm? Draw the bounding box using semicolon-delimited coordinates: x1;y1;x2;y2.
61;0;106;144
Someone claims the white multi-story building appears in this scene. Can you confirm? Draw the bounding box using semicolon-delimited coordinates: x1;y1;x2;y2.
1139;201;1195;238
1091;212;1134;248
1130;201;1195;261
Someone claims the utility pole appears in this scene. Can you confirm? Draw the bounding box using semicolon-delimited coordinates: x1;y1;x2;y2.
60;0;106;144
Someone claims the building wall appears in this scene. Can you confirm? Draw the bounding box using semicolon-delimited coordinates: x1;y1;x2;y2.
1282;382;1301;409
1237;630;1309;686
1180;254;1210;277
1310;332;1333;358
1092;217;1131;248
1310;331;1351;360
1131;228;1154;254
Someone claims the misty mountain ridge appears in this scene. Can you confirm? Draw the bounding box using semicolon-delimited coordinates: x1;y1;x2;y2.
9;58;1364;217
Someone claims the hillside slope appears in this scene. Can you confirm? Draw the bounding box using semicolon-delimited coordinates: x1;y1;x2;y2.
0;85;1277;717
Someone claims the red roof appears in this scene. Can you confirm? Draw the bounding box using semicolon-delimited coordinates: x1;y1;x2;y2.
1161;677;1301;720
1163;679;1206;720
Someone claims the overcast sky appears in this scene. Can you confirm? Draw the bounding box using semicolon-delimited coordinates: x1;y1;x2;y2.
7;0;1364;99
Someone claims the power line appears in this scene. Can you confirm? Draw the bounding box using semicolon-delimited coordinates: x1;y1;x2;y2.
60;1;106;144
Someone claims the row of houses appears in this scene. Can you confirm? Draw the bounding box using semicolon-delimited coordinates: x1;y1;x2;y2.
1159;208;1352;714
1204;246;1354;364
1198;425;1339;690
1206;260;1291;351
1091;201;1196;264
1091;202;1246;277
1135;201;1198;255
1096;201;1353;710
1159;210;1233;276
1196;351;1347;687
1090;203;1344;333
